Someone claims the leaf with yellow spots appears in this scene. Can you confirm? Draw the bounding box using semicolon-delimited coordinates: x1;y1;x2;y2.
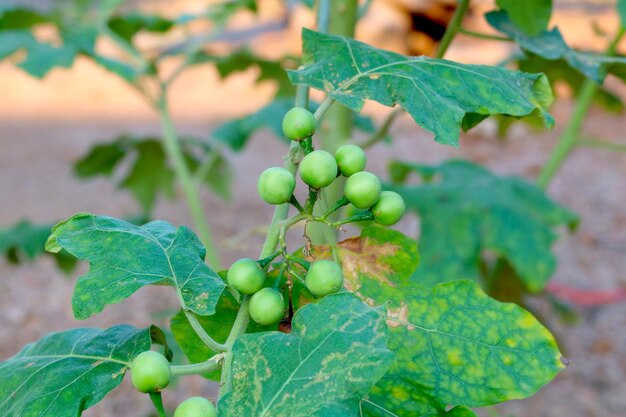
0;325;154;417
219;293;394;417
388;159;578;292
365;280;565;412
289;29;554;146
362;377;477;417
292;227;419;310
45;213;226;319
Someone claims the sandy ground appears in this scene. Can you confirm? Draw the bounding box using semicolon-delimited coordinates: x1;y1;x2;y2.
1;1;626;416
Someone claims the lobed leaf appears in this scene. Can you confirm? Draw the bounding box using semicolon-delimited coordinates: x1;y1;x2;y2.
289;29;554;146
0;325;153;417
45;213;226;319
74;135;232;214
0;220;77;272
219;293;394;417
495;0;552;36
488;11;626;84
389;159;578;292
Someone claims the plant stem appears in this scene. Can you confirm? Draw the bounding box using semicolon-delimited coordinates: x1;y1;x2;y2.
149;392;168;417
458;27;511;42
183;310;227;352
170;354;224;376
317;0;331;33
358;107;403;149
309;0;359;245
537;27;624;188
435;0;471;59
536;80;597;188
157;95;222;269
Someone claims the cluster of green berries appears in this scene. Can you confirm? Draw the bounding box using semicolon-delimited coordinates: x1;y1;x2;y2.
130;351;217;416
227;257;344;326
258;107;406;226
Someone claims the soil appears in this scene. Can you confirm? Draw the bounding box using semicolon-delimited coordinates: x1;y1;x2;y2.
1;1;626;416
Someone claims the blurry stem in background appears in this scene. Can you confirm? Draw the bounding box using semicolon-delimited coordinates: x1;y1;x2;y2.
435;0;471;59
157;91;222;269
537;27;625;189
358;107;404;149
308;0;359;245
457;27;511;42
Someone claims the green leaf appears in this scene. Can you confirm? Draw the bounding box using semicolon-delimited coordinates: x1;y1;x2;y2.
388;159;578;292
74;135;232;213
306;231;563;411
495;0;552;36
383;281;564;408
170;290;275;380
191;48;295;97
219;293;394;417
92;54;144;82
17;41;76;78
120;140;175;213
363;379;477;417
74;139;128;177
0;8;48;30
618;0;626;29
45;213;226;319
0;220;77;272
213;98;379;151
0;325;153;417
289;29;554;146
487;11;626;85
514;54;623;112
108;12;174;43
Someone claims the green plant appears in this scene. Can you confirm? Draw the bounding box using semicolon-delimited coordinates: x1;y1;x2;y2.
4;0;626;416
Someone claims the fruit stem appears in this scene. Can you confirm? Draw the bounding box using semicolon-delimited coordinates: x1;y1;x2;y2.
149;392;168;417
157;94;222;269
183;310;228;352
435;0;471;59
170;354;225;376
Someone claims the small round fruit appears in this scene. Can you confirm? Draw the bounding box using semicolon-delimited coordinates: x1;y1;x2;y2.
130;351;171;393
227;258;265;294
174;397;218;417
305;260;343;297
282;107;317;141
344;171;382;209
299;150;338;189
372;191;406;226
335;144;367;177
249;288;284;325
258;167;296;205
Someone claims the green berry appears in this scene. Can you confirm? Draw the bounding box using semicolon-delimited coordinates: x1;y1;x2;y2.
299;150;338;189
227;258;265;294
372;191;406;226
335;144;367;177
282;107;317;141
305;260;343;297
258;167;296;205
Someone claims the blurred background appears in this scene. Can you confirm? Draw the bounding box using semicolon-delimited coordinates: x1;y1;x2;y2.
1;0;625;416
